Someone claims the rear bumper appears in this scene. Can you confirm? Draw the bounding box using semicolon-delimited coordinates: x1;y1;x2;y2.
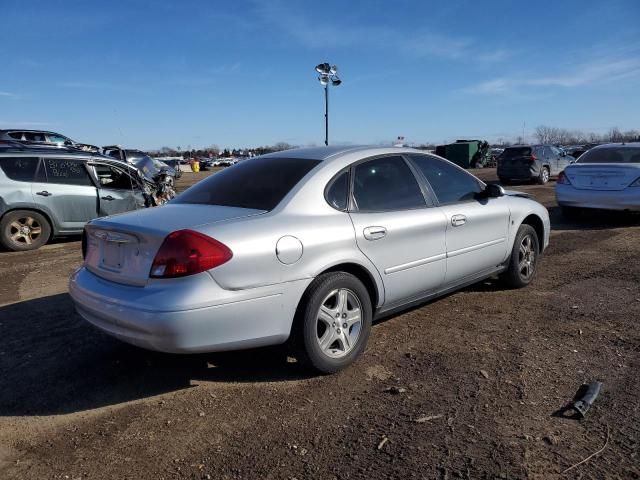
556;184;640;211
497;165;539;180
69;267;312;353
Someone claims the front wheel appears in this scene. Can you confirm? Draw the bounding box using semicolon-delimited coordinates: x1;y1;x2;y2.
293;272;372;374
500;224;540;289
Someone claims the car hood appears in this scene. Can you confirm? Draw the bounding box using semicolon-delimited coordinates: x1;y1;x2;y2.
503;189;532;199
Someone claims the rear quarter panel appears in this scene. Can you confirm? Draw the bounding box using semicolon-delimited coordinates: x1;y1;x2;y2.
199;209;385;305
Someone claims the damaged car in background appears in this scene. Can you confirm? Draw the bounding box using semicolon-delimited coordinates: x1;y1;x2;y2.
0;145;175;251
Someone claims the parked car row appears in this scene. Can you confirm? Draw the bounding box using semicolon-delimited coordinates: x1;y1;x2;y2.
494;142;639;215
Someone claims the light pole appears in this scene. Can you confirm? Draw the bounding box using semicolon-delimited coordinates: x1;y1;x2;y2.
315;62;342;146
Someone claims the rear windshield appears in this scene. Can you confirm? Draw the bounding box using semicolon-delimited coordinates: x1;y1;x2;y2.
577;147;640;164
173;157;320;210
503;147;532;158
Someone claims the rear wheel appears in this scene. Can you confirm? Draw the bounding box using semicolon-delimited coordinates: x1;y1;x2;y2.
293;272;372;374
500;224;539;289
0;210;51;251
537;166;550;185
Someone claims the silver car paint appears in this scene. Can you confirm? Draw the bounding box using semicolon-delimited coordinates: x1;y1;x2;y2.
555;143;640;211
70;146;550;353
0;152;145;236
556;163;640;211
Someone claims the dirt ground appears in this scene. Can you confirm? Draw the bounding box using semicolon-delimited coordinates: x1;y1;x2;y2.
0;169;638;480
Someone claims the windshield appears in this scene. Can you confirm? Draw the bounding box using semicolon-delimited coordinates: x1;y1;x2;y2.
577;147;640;164
173;157;320;210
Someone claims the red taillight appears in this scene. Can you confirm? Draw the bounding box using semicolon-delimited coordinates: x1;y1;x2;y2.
150;229;232;278
557;171;571;185
526;154;537;163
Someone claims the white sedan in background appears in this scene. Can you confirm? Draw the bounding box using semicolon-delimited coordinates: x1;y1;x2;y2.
556;143;640;216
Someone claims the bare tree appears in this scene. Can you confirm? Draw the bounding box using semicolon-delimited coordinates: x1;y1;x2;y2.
608;127;623;142
272;142;294;151
534;125;554;144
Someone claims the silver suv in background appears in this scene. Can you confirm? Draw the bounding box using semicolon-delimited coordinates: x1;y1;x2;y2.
0;147;173;251
497;145;574;184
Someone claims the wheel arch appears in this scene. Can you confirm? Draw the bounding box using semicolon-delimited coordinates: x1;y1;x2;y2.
520;213;545;251
318;262;381;309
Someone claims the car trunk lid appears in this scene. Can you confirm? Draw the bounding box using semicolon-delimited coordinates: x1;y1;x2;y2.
83;204;265;286
564;164;640;191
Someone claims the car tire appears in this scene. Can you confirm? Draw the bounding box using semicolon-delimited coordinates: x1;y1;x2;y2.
0;210;51;251
292;272;372;374
537;166;550;185
500;224;539;289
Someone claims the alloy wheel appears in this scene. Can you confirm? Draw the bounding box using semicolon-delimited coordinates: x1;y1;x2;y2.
542;168;549;183
9;216;42;246
518;234;536;280
316;288;362;359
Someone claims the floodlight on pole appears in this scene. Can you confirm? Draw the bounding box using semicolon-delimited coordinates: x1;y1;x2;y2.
314;61;342;146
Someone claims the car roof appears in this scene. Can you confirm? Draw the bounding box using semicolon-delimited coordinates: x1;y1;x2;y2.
0;146;119;162
259;145;428;162
589;142;640;150
0;129;67;136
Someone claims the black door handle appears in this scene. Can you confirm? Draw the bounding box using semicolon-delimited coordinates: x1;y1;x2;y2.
101;195;115;201
36;191;52;197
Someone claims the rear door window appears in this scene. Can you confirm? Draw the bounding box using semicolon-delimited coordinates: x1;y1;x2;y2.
0;157;40;181
42;158;93;186
352;156;426;211
7;132;27;140
46;133;70;144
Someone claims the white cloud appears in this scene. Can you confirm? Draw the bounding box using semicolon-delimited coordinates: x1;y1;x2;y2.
462;55;640;96
0;91;17;97
253;0;508;63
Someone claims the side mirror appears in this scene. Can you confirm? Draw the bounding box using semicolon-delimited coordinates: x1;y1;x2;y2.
485;183;505;198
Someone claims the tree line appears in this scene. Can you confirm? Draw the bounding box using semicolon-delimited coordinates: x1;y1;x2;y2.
533;126;640;145
151;142;295;159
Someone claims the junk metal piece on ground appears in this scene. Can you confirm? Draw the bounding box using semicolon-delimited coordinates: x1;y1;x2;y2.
553;381;603;419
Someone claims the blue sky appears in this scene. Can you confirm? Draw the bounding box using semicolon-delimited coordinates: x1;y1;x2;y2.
1;0;639;149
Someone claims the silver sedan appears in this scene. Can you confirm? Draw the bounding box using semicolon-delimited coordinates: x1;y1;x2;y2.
556;143;640;215
70;146;550;373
